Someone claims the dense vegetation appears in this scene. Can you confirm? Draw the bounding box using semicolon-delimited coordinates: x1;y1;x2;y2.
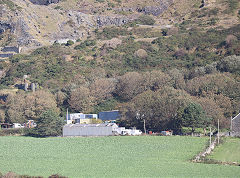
0;0;239;134
0;136;240;177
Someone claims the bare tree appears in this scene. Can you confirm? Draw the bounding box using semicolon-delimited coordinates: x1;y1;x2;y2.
69;86;94;113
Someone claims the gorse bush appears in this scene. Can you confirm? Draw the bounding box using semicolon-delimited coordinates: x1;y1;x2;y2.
135;15;156;25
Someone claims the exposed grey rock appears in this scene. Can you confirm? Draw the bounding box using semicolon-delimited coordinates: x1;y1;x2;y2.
137;0;173;16
29;0;61;5
96;16;129;27
0;22;13;34
114;7;134;12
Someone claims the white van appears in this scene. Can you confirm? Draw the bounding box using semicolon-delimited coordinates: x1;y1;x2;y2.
13;123;24;128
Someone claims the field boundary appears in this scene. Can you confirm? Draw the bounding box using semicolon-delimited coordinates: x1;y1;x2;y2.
192;136;240;166
193;137;217;162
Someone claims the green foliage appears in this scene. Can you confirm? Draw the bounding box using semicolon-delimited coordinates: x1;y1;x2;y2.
95;0;105;2
0;0;21;11
225;0;239;14
93;99;118;114
135;15;156;25
75;39;96;49
65;40;74;46
181;103;210;132
113;0;122;3
32;109;64;137
97;27;130;39
0;128;27;136
54;6;62;10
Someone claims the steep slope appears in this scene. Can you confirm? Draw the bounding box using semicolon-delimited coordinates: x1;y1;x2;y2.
0;0;239;52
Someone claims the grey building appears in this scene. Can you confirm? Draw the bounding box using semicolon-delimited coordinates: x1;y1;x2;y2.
232;113;240;136
63;123;118;137
98;110;120;121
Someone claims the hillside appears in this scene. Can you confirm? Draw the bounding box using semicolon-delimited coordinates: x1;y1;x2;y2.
0;0;239;133
0;0;239;49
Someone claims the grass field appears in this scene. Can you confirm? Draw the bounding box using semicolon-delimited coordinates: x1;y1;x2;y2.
208;137;240;163
0;136;240;177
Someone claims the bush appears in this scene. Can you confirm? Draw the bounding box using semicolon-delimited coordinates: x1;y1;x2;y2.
135;15;155;25
0;128;28;136
66;40;74;46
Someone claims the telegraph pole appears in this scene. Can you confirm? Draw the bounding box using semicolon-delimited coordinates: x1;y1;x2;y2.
217;119;220;144
143;119;146;135
209;127;212;146
230;116;233;131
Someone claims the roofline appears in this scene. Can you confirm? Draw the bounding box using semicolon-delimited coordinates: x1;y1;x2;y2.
232;113;240;120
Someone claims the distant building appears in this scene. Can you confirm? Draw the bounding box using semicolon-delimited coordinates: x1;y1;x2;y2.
0;46;21;59
232;113;240;136
98;110;120;121
66;113;98;124
63;123;118;137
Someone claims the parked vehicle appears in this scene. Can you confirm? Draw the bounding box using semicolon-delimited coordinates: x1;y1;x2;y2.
13;123;24;128
25;120;37;128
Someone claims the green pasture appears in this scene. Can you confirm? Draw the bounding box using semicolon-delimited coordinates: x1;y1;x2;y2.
208;137;240;163
0;136;239;177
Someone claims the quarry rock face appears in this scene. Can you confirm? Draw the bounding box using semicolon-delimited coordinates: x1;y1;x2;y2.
0;22;13;34
0;0;174;50
96;16;129;27
137;0;173;16
29;0;61;5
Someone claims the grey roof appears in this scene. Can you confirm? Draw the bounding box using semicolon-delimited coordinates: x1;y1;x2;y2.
64;123;117;128
233;113;240;120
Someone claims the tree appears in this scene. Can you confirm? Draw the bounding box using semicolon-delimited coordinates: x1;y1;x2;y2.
122;86;192;132
6;90;59;123
116;72;145;101
143;70;171;91
181;102;209;134
90;78;116;104
69;86;94;113
33;109;64;137
55;90;67;107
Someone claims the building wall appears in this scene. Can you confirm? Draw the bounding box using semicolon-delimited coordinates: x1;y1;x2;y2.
98;111;120;121
75;119;92;124
0;53;14;58
232;113;240;136
63;125;113;137
1;46;21;53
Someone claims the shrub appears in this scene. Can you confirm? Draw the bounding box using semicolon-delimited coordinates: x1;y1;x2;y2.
0;128;28;136
96;0;105;2
66;40;74;46
135;15;155;25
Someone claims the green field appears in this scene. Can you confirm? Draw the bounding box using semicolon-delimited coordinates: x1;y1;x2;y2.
0;136;239;178
208;137;240;163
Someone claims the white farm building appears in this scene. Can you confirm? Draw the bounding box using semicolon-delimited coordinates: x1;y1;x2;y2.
63;123;118;137
63;123;142;137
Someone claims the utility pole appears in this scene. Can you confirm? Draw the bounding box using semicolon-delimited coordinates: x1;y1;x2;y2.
230;116;233;131
136;112;146;135
209;127;212;146
66;108;69;124
143;119;146;135
217;119;220;144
